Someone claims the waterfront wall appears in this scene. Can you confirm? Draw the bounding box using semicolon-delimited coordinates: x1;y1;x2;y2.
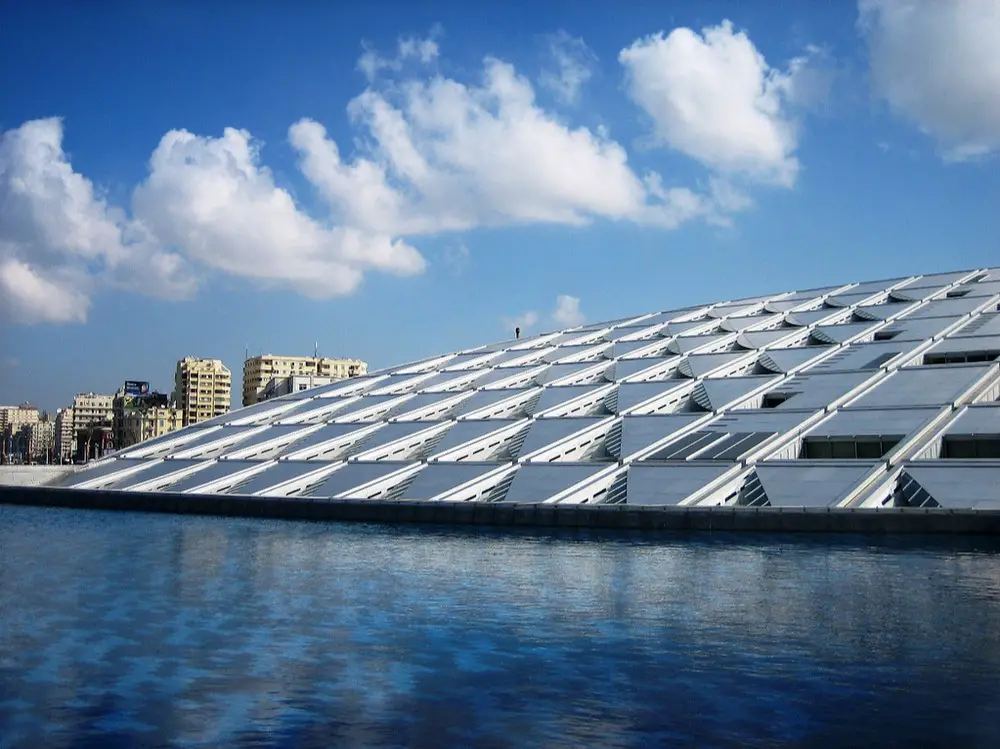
2;485;999;534
0;467;75;487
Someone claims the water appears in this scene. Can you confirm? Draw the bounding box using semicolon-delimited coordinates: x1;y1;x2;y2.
1;506;1000;748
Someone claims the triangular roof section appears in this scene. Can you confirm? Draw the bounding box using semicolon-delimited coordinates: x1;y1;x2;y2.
678;352;752;378
501;464;609;503
612;357;679;381
611;339;668;358
452;387;541;419
626;463;737;506
809;321;880;344
533;385;606;414
616;381;689;413
518;417;608;458
664;319;713;336
736;329;802;349
852;301;917;321
669;334;729;354
423;419;522;459
693;375;779;412
744;463;878;508
785;308;850;327
619;413;708;458
898;466;1000;510
757;347;832;374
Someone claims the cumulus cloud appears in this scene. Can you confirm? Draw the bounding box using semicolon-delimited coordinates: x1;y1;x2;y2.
291;56;718;235
552;294;584;327
132;127;424;298
539;31;598;105
0;117;193;325
3;24;800;326
620;20;811;187
859;0;1000;160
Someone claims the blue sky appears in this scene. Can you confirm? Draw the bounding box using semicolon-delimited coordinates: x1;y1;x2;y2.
1;0;998;412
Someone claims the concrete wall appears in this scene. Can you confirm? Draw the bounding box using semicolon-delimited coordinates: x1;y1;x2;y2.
0;467;74;487
2;485;1000;534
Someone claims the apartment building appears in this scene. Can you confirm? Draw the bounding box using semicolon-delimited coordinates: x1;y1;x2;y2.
71;393;114;461
121;405;183;448
0;404;39;433
27;420;56;461
242;355;367;406
175;357;231;426
55;407;74;461
257;375;341;402
71;393;113;435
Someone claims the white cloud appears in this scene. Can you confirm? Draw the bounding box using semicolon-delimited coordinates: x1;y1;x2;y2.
358;28;442;82
0;117;192;325
859;0;1000;160
539;31;598;105
3;26;798;327
503;294;585;334
291;56;720;235
132;127;425;299
552;294;584;327
620;20;809;186
0;356;18;370
502;310;539;335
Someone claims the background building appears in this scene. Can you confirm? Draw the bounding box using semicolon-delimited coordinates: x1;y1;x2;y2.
55;407;74;462
27;419;56;463
71;393;114;462
1;404;40;464
112;380;181;449
120;405;183;448
175;357;231;426
257;375;340;402
242;355;367;406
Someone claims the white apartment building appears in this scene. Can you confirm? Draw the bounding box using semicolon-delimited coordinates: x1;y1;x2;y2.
243;355;367;406
175;357;231;426
27;420;56;461
257;375;341;402
71;393;113;435
55;407;74;461
71;393;114;461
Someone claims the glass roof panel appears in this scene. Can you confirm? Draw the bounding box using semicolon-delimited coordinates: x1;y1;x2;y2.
519;418;606;457
619;414;707;457
117;426;227;458
502;464;607;503
108;459;207;490
217;424;321;458
426;420;524;458
225;461;330;495
277;423;380;460
157;460;265;493
400;463;505;500
626;464;734;505
57;458;155;487
303;463;410;498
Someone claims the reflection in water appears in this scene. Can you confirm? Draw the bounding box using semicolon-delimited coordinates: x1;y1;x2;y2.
2;506;1000;747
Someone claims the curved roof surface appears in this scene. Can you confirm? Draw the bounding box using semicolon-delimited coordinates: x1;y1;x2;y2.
58;268;1000;510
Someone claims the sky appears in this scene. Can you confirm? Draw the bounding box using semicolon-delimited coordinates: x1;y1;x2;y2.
1;0;998;412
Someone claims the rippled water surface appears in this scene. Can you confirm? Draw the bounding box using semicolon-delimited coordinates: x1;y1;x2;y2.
2;506;1000;747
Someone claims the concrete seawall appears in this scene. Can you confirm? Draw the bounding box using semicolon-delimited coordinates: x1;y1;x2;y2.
0;467;75;487
2;485;1000;534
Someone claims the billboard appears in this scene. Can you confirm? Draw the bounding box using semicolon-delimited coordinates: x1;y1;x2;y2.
123;381;150;397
